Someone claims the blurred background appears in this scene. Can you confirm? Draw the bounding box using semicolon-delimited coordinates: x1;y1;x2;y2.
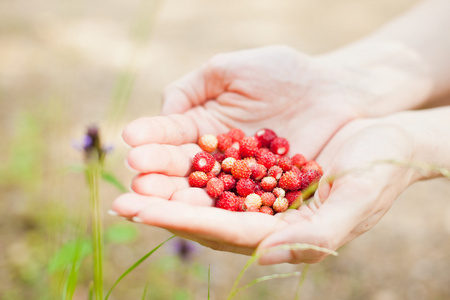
1;0;450;299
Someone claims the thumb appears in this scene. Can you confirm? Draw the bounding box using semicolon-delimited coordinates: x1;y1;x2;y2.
257;176;369;265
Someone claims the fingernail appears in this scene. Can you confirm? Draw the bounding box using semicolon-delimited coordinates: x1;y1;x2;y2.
124;159;138;173
131;216;143;223
108;209;119;216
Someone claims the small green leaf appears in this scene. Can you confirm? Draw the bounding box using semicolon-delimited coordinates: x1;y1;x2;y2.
105;223;139;244
101;171;128;193
48;239;92;273
105;235;176;300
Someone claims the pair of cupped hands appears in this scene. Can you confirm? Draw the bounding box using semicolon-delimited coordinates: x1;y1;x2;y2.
112;46;426;265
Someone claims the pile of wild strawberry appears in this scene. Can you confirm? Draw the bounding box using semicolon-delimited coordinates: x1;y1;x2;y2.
188;128;323;215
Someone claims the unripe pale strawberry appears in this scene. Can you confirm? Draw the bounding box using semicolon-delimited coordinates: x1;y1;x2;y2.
198;134;218;152
273;187;285;198
273;197;289;213
221;157;236;173
260;176;277;191
244;193;262;210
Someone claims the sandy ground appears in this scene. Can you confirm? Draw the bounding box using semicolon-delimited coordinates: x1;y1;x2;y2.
2;0;450;299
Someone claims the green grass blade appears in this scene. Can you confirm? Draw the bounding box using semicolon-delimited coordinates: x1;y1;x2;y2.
208;265;211;300
101;171;128;193
233;271;301;297
294;264;310;300
227;243;337;300
105;235;176;300
141;282;149;300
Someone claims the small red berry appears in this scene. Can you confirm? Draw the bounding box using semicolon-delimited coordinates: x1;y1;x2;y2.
236;178;256;197
188;171;208;188
300;169;321;189
239;136;258;158
259;206;274;215
250;163;267;181
206;178;224;198
231;160;252;179
225;147;240;160
260;176;277;191
217;133;233;152
255;128;277;148
285;190;302;206
213;152;226;163
301;160;323;176
270;137;290;156
192;151;216;173
218;173;236;191
261;192;276;207
277;156;293;172
278;171;301;191
228;128;246;142
268;165;283;180
257;150;277;169
215;191;238;211
291;153;307;168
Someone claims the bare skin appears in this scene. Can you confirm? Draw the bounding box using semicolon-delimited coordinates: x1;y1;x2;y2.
112;0;450;264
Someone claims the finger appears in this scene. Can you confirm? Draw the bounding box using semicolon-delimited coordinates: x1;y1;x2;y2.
127;143;200;176
131;173;189;198
122;114;199;147
257;175;375;265
115;193;288;248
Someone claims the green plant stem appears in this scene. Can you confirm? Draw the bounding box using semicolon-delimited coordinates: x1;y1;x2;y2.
86;163;104;300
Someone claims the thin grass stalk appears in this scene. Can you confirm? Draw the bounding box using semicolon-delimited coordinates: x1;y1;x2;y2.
85;162;104;300
294;264;310;300
227;244;337;300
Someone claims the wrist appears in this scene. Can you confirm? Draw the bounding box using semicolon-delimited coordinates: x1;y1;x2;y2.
383;107;450;181
316;39;433;117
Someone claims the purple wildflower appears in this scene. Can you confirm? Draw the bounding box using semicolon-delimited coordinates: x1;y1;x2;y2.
169;237;199;262
73;125;112;163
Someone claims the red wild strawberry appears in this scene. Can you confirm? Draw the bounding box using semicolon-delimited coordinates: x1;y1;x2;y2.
267;165;283;180
246;206;260;212
291;153;307;168
218;173;236;191
215;191;238;211
277;156;292;171
225;147;240;160
255;128;277;147
270;137;290;156
217;133;233;152
213;152;226;163
188;171;208;188
228;128;246;142
260;176;277;191
278;171;301;191
300;169;321;189
206;171;216;181
236;178;256;197
192;151;216;173
239;136;259;158
231;160;252;179
256;150;277;169
254;182;264;196
259;206;274;215
301;160;323;176
250;163;267;181
236;196;246;211
285;190;302;206
261;192;276;207
206;178;224;198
